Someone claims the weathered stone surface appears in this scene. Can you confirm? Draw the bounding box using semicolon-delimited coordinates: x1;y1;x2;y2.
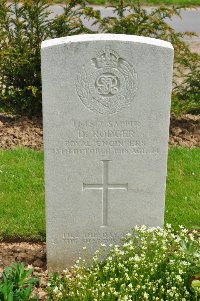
41;34;174;271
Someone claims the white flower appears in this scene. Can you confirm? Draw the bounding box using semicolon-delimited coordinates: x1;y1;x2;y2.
134;255;140;262
141;225;147;231
123;242;130;247
189;234;194;241
63;268;69;274
176;275;182;282
53;286;59;293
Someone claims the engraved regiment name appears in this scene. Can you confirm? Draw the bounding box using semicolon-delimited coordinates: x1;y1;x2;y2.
76;47;138;114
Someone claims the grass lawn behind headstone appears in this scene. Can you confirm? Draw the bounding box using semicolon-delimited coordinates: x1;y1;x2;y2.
0;147;199;241
165;147;200;230
0;149;45;240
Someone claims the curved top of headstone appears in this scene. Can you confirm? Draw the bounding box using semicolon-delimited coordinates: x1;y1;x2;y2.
42;34;173;50
42;31;174;271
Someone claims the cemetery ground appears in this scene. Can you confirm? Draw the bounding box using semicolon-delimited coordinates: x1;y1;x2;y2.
0;112;200;299
0;41;199;299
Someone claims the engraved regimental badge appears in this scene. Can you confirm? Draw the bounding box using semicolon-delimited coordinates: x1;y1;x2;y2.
76;47;138;115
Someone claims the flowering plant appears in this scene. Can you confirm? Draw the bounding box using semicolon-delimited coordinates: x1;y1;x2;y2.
48;225;200;301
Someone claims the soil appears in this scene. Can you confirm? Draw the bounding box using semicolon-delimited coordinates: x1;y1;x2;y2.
169;114;200;147
0;114;43;150
0;242;47;300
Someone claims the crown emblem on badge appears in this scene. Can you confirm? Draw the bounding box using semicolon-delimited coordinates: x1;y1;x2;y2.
92;47;119;69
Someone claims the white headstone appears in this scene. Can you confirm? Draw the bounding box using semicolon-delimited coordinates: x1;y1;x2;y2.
41;34;174;271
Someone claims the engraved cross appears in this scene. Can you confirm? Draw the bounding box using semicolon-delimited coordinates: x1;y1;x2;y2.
83;160;128;227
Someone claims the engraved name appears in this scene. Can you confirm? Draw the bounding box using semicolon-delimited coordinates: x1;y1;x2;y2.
78;129;135;138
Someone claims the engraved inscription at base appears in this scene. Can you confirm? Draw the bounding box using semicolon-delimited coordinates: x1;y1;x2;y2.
62;231;127;244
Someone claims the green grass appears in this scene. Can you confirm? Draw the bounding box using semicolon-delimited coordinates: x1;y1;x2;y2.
55;0;200;6
165;147;200;230
0;147;199;241
0;149;45;240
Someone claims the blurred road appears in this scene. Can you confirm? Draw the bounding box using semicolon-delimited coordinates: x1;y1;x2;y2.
50;5;200;41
